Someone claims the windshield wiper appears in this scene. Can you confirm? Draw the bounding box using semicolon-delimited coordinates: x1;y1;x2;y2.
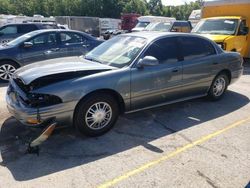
84;56;103;64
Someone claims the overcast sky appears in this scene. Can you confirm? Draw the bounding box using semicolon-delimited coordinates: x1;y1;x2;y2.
162;0;196;6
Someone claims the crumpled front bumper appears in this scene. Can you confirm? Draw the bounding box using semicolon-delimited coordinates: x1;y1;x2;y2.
6;86;76;128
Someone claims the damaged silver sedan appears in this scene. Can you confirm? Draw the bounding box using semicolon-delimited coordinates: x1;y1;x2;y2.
6;32;243;137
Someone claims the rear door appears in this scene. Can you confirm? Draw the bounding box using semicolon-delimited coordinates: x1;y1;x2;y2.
180;36;218;97
58;31;89;57
130;37;183;110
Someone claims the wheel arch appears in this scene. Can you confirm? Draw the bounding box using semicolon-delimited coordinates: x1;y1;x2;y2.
0;58;21;68
217;69;232;84
207;69;232;93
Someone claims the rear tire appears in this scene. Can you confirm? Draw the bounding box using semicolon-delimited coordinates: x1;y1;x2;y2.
74;93;119;136
208;73;229;101
0;61;19;82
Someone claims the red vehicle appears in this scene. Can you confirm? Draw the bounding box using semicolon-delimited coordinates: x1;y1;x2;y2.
121;13;140;31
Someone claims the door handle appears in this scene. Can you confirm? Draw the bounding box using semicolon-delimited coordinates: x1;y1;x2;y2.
82;44;90;48
51;48;60;51
44;50;52;55
172;68;179;73
44;48;60;54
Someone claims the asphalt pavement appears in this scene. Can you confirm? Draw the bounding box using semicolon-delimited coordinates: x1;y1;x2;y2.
0;66;250;188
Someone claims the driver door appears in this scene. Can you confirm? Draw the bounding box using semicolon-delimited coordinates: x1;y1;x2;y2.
130;37;183;111
20;32;58;65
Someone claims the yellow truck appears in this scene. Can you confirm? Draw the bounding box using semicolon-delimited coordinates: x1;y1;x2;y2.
192;0;250;59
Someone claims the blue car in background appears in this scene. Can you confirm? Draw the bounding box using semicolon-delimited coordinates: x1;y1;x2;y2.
0;29;103;81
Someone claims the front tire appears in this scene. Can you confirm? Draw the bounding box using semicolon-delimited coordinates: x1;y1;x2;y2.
0;61;19;82
208;73;229;100
74;94;119;136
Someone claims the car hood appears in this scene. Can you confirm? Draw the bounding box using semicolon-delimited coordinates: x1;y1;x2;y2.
14;56;116;85
131;27;145;32
197;34;232;43
0;44;14;50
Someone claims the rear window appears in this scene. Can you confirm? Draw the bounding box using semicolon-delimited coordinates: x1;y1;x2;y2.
0;25;17;34
60;32;86;44
181;37;216;60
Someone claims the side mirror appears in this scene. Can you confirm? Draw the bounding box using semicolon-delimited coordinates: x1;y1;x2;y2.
239;26;249;35
23;42;33;48
137;56;159;68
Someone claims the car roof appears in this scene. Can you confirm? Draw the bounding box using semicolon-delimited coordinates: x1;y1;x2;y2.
2;23;55;26
123;31;202;41
173;20;190;23
29;29;85;33
202;16;243;20
27;29;96;39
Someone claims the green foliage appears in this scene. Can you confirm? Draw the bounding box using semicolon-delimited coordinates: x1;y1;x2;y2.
0;0;203;20
148;0;163;16
123;0;149;15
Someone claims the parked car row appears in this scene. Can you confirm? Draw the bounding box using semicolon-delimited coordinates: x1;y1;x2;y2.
102;20;192;40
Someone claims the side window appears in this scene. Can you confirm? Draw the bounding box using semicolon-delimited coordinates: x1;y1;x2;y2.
171;22;181;32
181;37;216;61
171;23;191;33
0;26;17;34
18;25;37;33
60;32;86;44
28;33;56;46
238;20;247;35
143;37;179;64
29;35;46;46
47;33;57;45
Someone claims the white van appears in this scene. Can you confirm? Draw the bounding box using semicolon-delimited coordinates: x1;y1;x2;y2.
132;16;176;32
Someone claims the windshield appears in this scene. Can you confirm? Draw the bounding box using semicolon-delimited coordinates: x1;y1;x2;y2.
144;22;172;32
135;22;150;28
192;19;239;35
6;30;41;46
85;35;147;68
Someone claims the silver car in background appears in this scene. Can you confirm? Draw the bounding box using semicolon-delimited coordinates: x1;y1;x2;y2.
6;32;243;136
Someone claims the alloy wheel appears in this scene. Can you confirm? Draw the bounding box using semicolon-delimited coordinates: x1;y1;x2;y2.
213;77;226;97
85;102;112;130
0;64;16;81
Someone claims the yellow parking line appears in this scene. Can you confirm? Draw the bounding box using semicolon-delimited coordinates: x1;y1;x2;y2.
98;117;250;188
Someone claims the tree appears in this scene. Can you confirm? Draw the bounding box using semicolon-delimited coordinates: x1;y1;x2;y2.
0;0;204;20
123;0;148;15
148;0;163;15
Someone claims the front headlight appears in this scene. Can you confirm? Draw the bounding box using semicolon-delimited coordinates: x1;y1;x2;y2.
27;93;62;107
